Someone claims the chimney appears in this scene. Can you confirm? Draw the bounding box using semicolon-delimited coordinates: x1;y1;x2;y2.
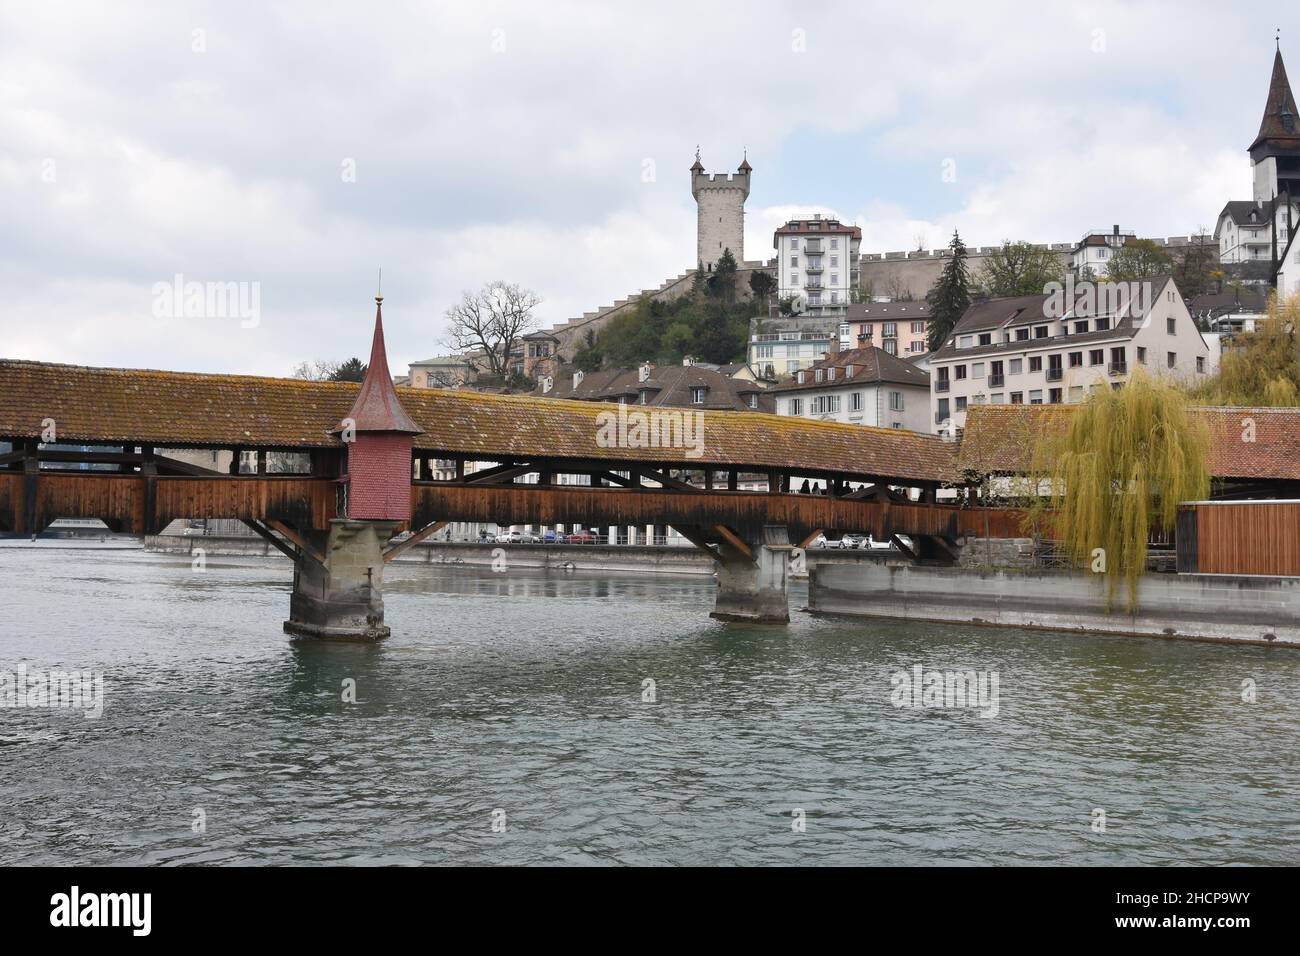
573;370;584;389
682;355;693;367
541;375;553;394
1113;224;1119;236
639;362;652;382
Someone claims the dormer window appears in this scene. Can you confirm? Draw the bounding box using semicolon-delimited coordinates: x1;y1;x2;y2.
690;387;707;404
845;365;855;378
797;370;806;384
815;368;825;382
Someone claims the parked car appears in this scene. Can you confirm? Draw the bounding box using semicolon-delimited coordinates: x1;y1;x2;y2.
494;531;512;544
838;534;867;550
542;530;560;544
565;530;598;544
810;534;829;549
504;530;541;544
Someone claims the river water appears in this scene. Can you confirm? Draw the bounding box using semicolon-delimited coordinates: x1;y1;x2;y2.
1;543;1298;866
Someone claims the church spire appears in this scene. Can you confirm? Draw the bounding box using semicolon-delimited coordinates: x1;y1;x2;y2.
1252;44;1299;149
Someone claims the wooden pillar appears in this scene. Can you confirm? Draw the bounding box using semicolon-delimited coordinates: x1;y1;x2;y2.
229;448;243;475
21;439;39;536
767;470;779;494
728;470;738;491
704;470;714;491
455;459;465;482
256;449;267;475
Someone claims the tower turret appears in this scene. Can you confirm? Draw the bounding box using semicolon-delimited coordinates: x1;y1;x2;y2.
333;294;422;521
691;150;750;272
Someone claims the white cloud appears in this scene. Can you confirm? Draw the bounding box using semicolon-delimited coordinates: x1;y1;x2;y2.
0;0;1287;373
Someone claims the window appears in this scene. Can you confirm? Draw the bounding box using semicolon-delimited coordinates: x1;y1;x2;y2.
1034;325;1049;338
1197;356;1205;373
1074;321;1089;334
1015;327;1030;341
1010;392;1024;404
889;391;904;411
1029;356;1043;372
830;256;839;267
1009;358;1023;375
957;335;973;348
786;360;800;373
860;324;873;339
1095;317;1110;331
1028;389;1044;404
830;238;839;249
790;238;799;249
755;345;774;359
747;394;758;409
955;396;967;411
978;333;992;346
910;341;924;353
1089;349;1103;366
851;392;863;411
1069;385;1084;402
1049;388;1063;404
791;274;799;286
911;321;925;334
883;322;897;338
972;362;985;379
990;393;1004;404
937;398;950;419
1068;351;1083;368
884;340;897;355
954;365;967;380
639;390;649;405
831;274;839;286
815;368;825;382
1166;351;1176;369
1167;316;1176;334
690;387;707;404
787;398;803;416
1136;347;1147;365
790;257;798;267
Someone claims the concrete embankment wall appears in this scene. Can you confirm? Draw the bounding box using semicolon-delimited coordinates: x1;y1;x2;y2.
809;557;1300;647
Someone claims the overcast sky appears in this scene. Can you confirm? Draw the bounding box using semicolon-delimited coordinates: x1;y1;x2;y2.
1;1;1294;376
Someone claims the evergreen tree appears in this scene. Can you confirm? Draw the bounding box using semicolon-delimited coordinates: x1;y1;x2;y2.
926;230;971;351
329;357;367;382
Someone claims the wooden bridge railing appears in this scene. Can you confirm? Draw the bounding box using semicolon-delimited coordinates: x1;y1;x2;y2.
1;471;1030;544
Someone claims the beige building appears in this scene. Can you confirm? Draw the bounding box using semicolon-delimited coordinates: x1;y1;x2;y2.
769;347;931;433
928;276;1216;435
774;215;861;315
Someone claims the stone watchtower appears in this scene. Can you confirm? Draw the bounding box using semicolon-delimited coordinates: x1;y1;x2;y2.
691;151;750;273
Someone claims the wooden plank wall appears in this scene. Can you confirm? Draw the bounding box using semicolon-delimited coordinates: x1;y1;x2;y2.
1181;502;1300;576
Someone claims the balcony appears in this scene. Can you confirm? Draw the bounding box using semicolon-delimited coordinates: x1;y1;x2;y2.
1046;368;1063;382
934;379;950;392
804;261;824;273
1108;362;1128;376
988;374;1004;388
804;241;824;255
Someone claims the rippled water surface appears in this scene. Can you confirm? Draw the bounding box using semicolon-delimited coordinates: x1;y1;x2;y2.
2;543;1299;865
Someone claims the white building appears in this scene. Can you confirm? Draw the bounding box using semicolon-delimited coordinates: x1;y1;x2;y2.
1070;226;1135;278
773;215;861;315
769;346;931;433
928;276;1216;435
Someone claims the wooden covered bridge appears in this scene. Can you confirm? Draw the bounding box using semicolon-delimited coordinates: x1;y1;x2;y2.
0;298;1023;637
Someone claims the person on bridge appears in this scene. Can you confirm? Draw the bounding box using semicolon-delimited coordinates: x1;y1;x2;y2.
800;479;810;494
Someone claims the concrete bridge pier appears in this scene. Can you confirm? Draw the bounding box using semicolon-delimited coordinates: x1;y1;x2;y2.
284;519;400;642
709;524;792;624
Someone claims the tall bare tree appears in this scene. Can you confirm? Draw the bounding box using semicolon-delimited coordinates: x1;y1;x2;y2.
443;281;542;377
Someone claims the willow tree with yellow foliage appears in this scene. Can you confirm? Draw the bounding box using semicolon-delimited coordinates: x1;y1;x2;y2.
1191;292;1300;406
1025;371;1210;611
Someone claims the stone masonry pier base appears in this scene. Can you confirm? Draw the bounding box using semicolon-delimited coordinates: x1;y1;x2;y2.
284;519;400;642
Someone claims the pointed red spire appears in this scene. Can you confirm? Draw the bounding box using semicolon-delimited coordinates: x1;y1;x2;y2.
335;295;422;435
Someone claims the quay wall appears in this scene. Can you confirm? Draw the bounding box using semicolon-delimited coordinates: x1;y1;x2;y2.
809;558;1300;647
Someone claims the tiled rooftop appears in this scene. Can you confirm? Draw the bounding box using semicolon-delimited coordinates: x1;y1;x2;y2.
0;359;960;483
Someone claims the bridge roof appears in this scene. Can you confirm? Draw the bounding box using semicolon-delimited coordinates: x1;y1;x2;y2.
959;404;1300;481
0;359;958;484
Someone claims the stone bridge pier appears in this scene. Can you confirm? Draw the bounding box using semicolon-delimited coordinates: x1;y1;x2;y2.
695;524;792;624
284;519;399;642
